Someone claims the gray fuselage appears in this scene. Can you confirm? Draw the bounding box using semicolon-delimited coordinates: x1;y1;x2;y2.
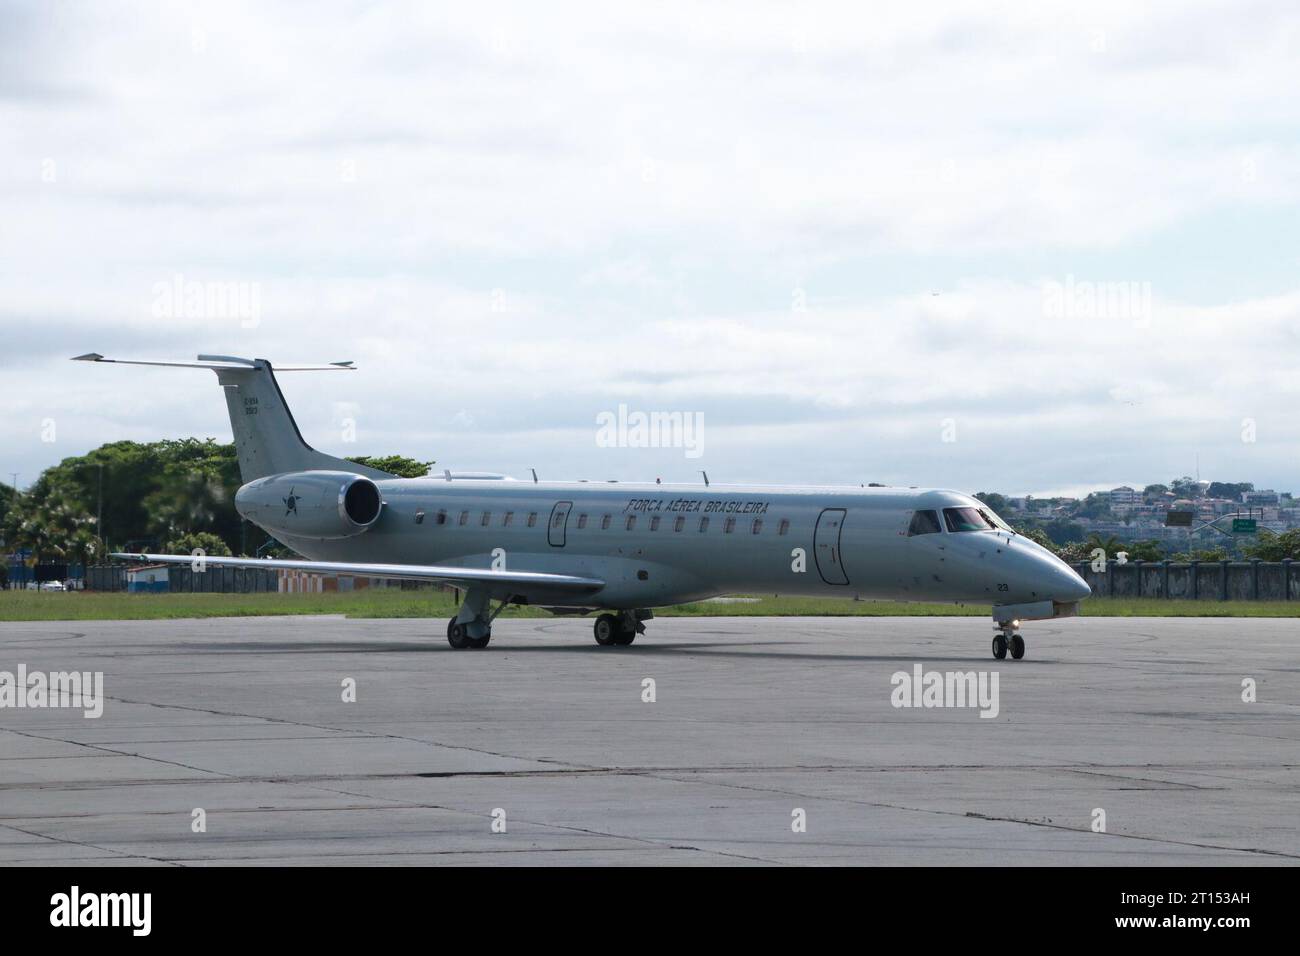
260;477;1091;611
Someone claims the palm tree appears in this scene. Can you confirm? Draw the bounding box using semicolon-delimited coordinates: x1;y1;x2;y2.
1084;532;1123;556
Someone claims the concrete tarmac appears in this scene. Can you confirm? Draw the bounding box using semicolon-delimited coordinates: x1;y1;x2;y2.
0;614;1296;866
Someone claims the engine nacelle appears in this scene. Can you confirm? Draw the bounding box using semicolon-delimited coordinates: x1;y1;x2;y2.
235;470;383;540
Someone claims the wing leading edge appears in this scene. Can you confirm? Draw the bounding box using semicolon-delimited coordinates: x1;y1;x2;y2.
111;553;605;592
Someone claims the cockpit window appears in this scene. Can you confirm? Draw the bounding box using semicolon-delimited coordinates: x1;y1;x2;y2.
979;508;1014;533
907;509;942;536
943;507;996;532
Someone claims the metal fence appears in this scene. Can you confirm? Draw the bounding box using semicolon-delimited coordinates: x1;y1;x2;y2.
82;564;277;593
1073;559;1300;600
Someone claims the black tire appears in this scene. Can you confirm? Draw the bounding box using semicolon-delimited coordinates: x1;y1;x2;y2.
594;613;619;646
447;616;471;649
468;631;491;649
613;625;636;646
992;634;1008;660
1010;634;1025;660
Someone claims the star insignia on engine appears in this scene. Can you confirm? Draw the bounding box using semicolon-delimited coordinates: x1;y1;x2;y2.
283;488;300;516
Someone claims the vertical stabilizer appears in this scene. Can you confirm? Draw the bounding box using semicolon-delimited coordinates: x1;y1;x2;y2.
73;354;395;482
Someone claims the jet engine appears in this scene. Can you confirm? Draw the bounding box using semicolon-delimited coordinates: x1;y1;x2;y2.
235;470;384;540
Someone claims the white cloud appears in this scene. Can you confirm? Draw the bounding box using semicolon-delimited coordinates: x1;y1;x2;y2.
2;0;1298;496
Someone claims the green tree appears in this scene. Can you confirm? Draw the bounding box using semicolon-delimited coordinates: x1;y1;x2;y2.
347;455;435;478
143;440;241;550
1053;540;1092;563
3;479;101;563
1124;540;1164;562
6;439;437;563
974;492;1009;516
1042;518;1086;545
1170;547;1230;562
0;481;16;549
1074;492;1113;519
1207;481;1253;500
1244;529;1300;561
1084;532;1122;555
163;531;233;557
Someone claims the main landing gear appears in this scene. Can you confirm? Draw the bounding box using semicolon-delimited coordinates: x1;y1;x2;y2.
992;622;1026;661
593;610;649;647
446;588;515;649
447;616;491;649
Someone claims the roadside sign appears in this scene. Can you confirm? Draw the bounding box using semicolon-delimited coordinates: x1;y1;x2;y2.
1231;518;1258;533
1164;511;1194;527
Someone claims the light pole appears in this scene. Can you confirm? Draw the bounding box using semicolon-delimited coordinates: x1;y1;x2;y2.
7;474;16;591
97;462;104;562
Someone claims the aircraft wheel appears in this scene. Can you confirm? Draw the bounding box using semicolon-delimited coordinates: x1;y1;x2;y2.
447;616;471;649
468;630;491;649
613;624;637;646
991;634;1008;660
1010;634;1025;660
594;613;620;646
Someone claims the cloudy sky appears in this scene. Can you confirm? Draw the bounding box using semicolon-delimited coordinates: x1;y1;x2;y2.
2;0;1298;497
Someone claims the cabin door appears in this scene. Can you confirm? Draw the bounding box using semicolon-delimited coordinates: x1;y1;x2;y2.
813;508;850;585
548;501;573;547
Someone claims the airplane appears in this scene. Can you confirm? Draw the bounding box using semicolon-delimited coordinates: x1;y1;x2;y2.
75;353;1090;658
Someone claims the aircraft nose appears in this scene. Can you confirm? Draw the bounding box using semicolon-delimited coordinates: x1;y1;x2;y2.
1043;555;1091;602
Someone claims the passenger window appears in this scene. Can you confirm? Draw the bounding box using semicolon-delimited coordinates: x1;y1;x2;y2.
724;517;735;533
526;512;537;528
503;511;513;526
751;519;762;534
942;507;995;533
673;516;685;532
650;516;660;531
577;514;588;529
699;517;709;532
435;509;447;525
601;514;611;530
625;515;637;530
908;510;942;536
481;512;491;526
458;511;469;526
415;510;425;525
778;518;789;536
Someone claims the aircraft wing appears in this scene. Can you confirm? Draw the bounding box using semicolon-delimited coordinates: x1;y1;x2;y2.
111;553;605;592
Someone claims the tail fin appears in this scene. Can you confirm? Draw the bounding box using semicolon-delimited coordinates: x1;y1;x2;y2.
73;353;395;483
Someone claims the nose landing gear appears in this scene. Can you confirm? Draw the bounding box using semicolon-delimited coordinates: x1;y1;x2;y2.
992;622;1025;660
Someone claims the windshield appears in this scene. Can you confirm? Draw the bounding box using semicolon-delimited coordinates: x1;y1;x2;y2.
979;507;1015;533
943;507;997;532
907;509;942;536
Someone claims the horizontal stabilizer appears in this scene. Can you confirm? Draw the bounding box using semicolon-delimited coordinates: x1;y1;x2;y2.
73;353;355;372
